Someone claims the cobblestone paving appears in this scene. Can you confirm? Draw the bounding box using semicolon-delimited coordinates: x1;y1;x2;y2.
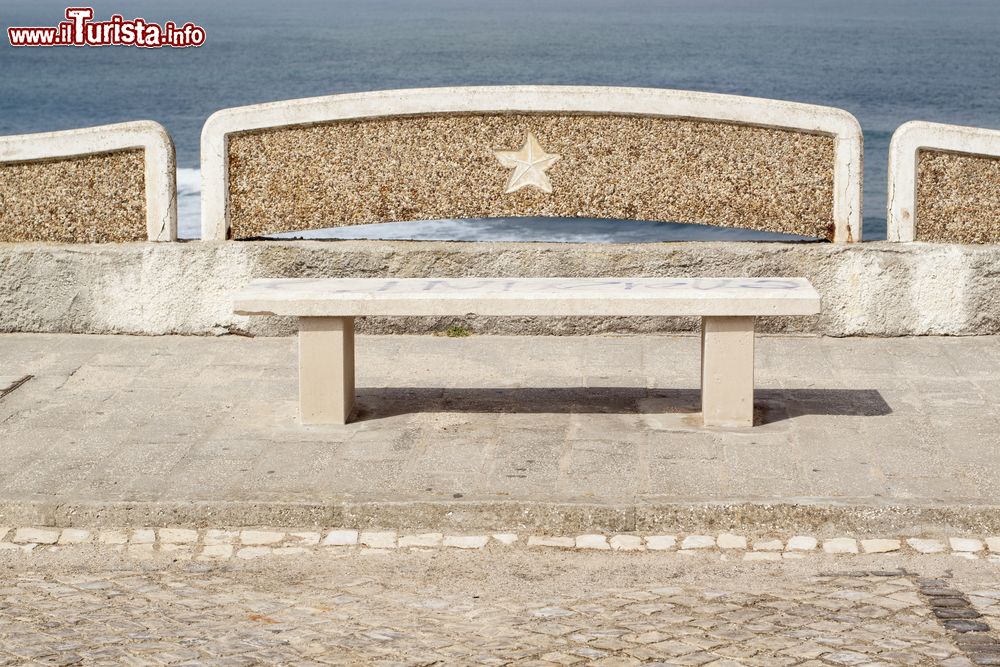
2;550;998;665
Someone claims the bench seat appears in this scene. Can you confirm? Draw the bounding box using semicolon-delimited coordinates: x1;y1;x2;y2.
234;277;821;428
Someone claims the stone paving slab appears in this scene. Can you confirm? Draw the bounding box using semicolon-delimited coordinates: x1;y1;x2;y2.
3;546;1000;666
5;524;1000;564
1;333;999;531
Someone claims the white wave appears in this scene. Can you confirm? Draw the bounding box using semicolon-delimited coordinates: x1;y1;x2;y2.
268;217;817;243
175;168;201;239
176;167;200;195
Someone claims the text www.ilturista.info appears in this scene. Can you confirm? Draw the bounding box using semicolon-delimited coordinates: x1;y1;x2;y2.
7;7;205;48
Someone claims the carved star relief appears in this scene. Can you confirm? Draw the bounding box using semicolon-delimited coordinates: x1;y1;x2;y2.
494;132;561;194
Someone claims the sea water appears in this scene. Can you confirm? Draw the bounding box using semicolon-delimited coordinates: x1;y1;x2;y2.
2;0;998;241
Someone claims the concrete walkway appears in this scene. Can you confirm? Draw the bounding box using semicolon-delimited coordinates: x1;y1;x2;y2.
1;333;998;531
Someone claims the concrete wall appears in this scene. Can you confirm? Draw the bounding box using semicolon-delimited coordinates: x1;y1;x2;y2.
203;86;864;243
0;121;178;242
888;121;1000;243
1;240;998;337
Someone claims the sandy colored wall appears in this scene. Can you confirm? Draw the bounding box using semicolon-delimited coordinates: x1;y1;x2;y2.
0;150;146;243
915;149;1000;243
228;114;836;241
2;240;998;337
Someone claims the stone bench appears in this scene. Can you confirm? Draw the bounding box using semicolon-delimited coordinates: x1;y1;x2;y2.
233;277;821;428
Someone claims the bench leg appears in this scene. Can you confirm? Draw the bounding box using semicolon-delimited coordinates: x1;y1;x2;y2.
298;316;355;425
700;316;755;428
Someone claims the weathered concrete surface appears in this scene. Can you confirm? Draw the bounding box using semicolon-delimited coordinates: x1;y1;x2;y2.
1;240;999;336
2;332;1000;532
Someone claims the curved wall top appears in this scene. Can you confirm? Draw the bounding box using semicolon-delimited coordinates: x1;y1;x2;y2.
888;120;1000;243
0;121;176;243
201;86;863;242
